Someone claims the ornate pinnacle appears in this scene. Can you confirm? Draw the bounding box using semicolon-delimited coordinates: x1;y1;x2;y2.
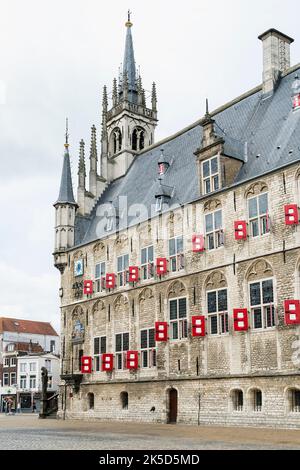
112;78;118;106
78;139;86;176
151;82;157;112
90;125;98;162
64;117;69;149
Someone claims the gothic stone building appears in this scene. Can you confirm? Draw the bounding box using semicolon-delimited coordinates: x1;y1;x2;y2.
54;21;300;427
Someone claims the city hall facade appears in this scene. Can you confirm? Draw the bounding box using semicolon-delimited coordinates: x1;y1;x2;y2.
53;19;300;427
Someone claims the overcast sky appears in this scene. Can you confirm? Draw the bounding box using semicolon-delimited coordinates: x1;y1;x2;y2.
0;0;300;333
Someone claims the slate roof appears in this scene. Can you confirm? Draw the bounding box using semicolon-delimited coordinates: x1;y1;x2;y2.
0;318;58;337
55;147;77;205
74;67;300;247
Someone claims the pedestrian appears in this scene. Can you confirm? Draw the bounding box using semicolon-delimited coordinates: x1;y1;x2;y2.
32;401;36;413
17;402;21;414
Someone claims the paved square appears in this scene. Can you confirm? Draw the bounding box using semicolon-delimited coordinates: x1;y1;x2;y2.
0;415;300;450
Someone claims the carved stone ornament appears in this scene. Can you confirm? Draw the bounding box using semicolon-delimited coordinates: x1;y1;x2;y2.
204;199;222;213
245;181;268;198
168;281;186;297
247;259;273;282
205;271;227;290
139;287;154;302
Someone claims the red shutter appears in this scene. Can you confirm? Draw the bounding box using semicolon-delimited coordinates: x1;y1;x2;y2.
81;356;92;374
192;235;205;253
285;205;299;226
293;94;300;110
83;280;93;295
234;221;247;240
155;322;168;342
101;353;114;372
105;273;116;289
128;266;139;283
192;316;206;337
284;300;300;325
156;258;167;276
126;351;138;370
233;309;249;331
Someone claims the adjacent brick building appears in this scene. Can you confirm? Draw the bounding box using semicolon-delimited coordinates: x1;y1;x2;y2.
53;20;300;427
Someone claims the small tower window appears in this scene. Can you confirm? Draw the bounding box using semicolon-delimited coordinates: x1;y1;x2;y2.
156;197;163;212
87;392;94;410
120;391;128;410
132;127;145;151
202;156;220;194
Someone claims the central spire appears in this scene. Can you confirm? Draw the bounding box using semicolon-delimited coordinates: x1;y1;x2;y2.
123;10;137;98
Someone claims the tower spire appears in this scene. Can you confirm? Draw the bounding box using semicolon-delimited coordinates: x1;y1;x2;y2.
123;10;137;100
55;119;76;205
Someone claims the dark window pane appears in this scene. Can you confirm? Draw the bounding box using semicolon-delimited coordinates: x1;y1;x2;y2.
259;193;268;215
265;306;275;328
251;220;259;237
221;313;229;333
214;210;222;230
205;179;211;194
208;291;217;314
117;257;123;272
123;333;129;351
170;257;177;272
261;216;269;235
182;319;188;338
262;279;273;304
141;248;147;265
250;283;261;306
218;289;228;312
101;263;105;276
170;300;178;320
177;236;183;253
94;337;100;355
117;354;122;369
207;234;215;250
213;176;219;191
169;238;176;256
152;349;157;367
205;214;213;233
100;336;106;354
253;308;262;329
210;315;218;335
95;264;100;279
211;157;218;174
172;322;178;340
148;329;155;348
178;298;187;318
94;356;100;372
124;255;129;269
116;334;122;352
141;330;148;349
249;198;258;219
148;246;154;262
203;161;210;178
142;350;148;368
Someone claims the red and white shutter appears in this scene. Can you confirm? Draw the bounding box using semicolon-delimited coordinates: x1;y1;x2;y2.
156;258;167;276
285;205;299;226
101;353;114;372
293;94;300;110
128;266;139;283
126;351;138;370
233;309;249;332
284;300;300;325
105;273;116;289
155;322;168;342
81;356;92;374
234;221;247;240
83;280;93;295
192;235;205;253
192;316;206;337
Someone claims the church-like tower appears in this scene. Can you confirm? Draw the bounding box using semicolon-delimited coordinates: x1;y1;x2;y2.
53;122;78;273
100;12;158;181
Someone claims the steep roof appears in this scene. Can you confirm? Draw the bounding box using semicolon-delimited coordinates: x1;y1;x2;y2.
0;318;58;337
75;67;300;247
55;146;77;206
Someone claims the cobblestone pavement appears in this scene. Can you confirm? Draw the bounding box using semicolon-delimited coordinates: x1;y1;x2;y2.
0;415;300;450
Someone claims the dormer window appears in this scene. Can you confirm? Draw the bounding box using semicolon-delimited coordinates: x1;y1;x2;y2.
202;156;220;195
156;197;163;212
105;218;114;232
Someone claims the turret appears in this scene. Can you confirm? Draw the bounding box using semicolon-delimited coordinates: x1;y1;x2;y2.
53;121;78;273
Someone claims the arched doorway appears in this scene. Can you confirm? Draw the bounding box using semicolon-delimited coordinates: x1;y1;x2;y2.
167;388;178;424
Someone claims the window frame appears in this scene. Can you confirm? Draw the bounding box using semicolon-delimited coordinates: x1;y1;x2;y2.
3;373;9;386
206;287;229;336
169;236;184;273
29;375;36;389
249;277;276;330
93;335;107;372
141;245;154;281
248;192;270;238
95;261;106;293
10;372;16;385
117;254;129;288
140;328;156;369
205;209;224;251
202;156;220;195
4;358;10;368
115;332;130;370
169;296;188;341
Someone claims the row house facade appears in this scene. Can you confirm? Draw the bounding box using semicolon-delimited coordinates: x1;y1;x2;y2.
53;20;300;427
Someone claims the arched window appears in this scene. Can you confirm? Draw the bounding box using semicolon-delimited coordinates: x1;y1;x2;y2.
246;182;269;238
288;388;300;413
231;389;243;411
247;260;275;330
205;271;228;336
87;393;94;410
250;389;262;412
132;127;145;151
112;128;122;154
120;391;128;410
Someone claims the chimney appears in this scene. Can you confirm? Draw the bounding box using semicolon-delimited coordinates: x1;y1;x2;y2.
258;28;294;95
